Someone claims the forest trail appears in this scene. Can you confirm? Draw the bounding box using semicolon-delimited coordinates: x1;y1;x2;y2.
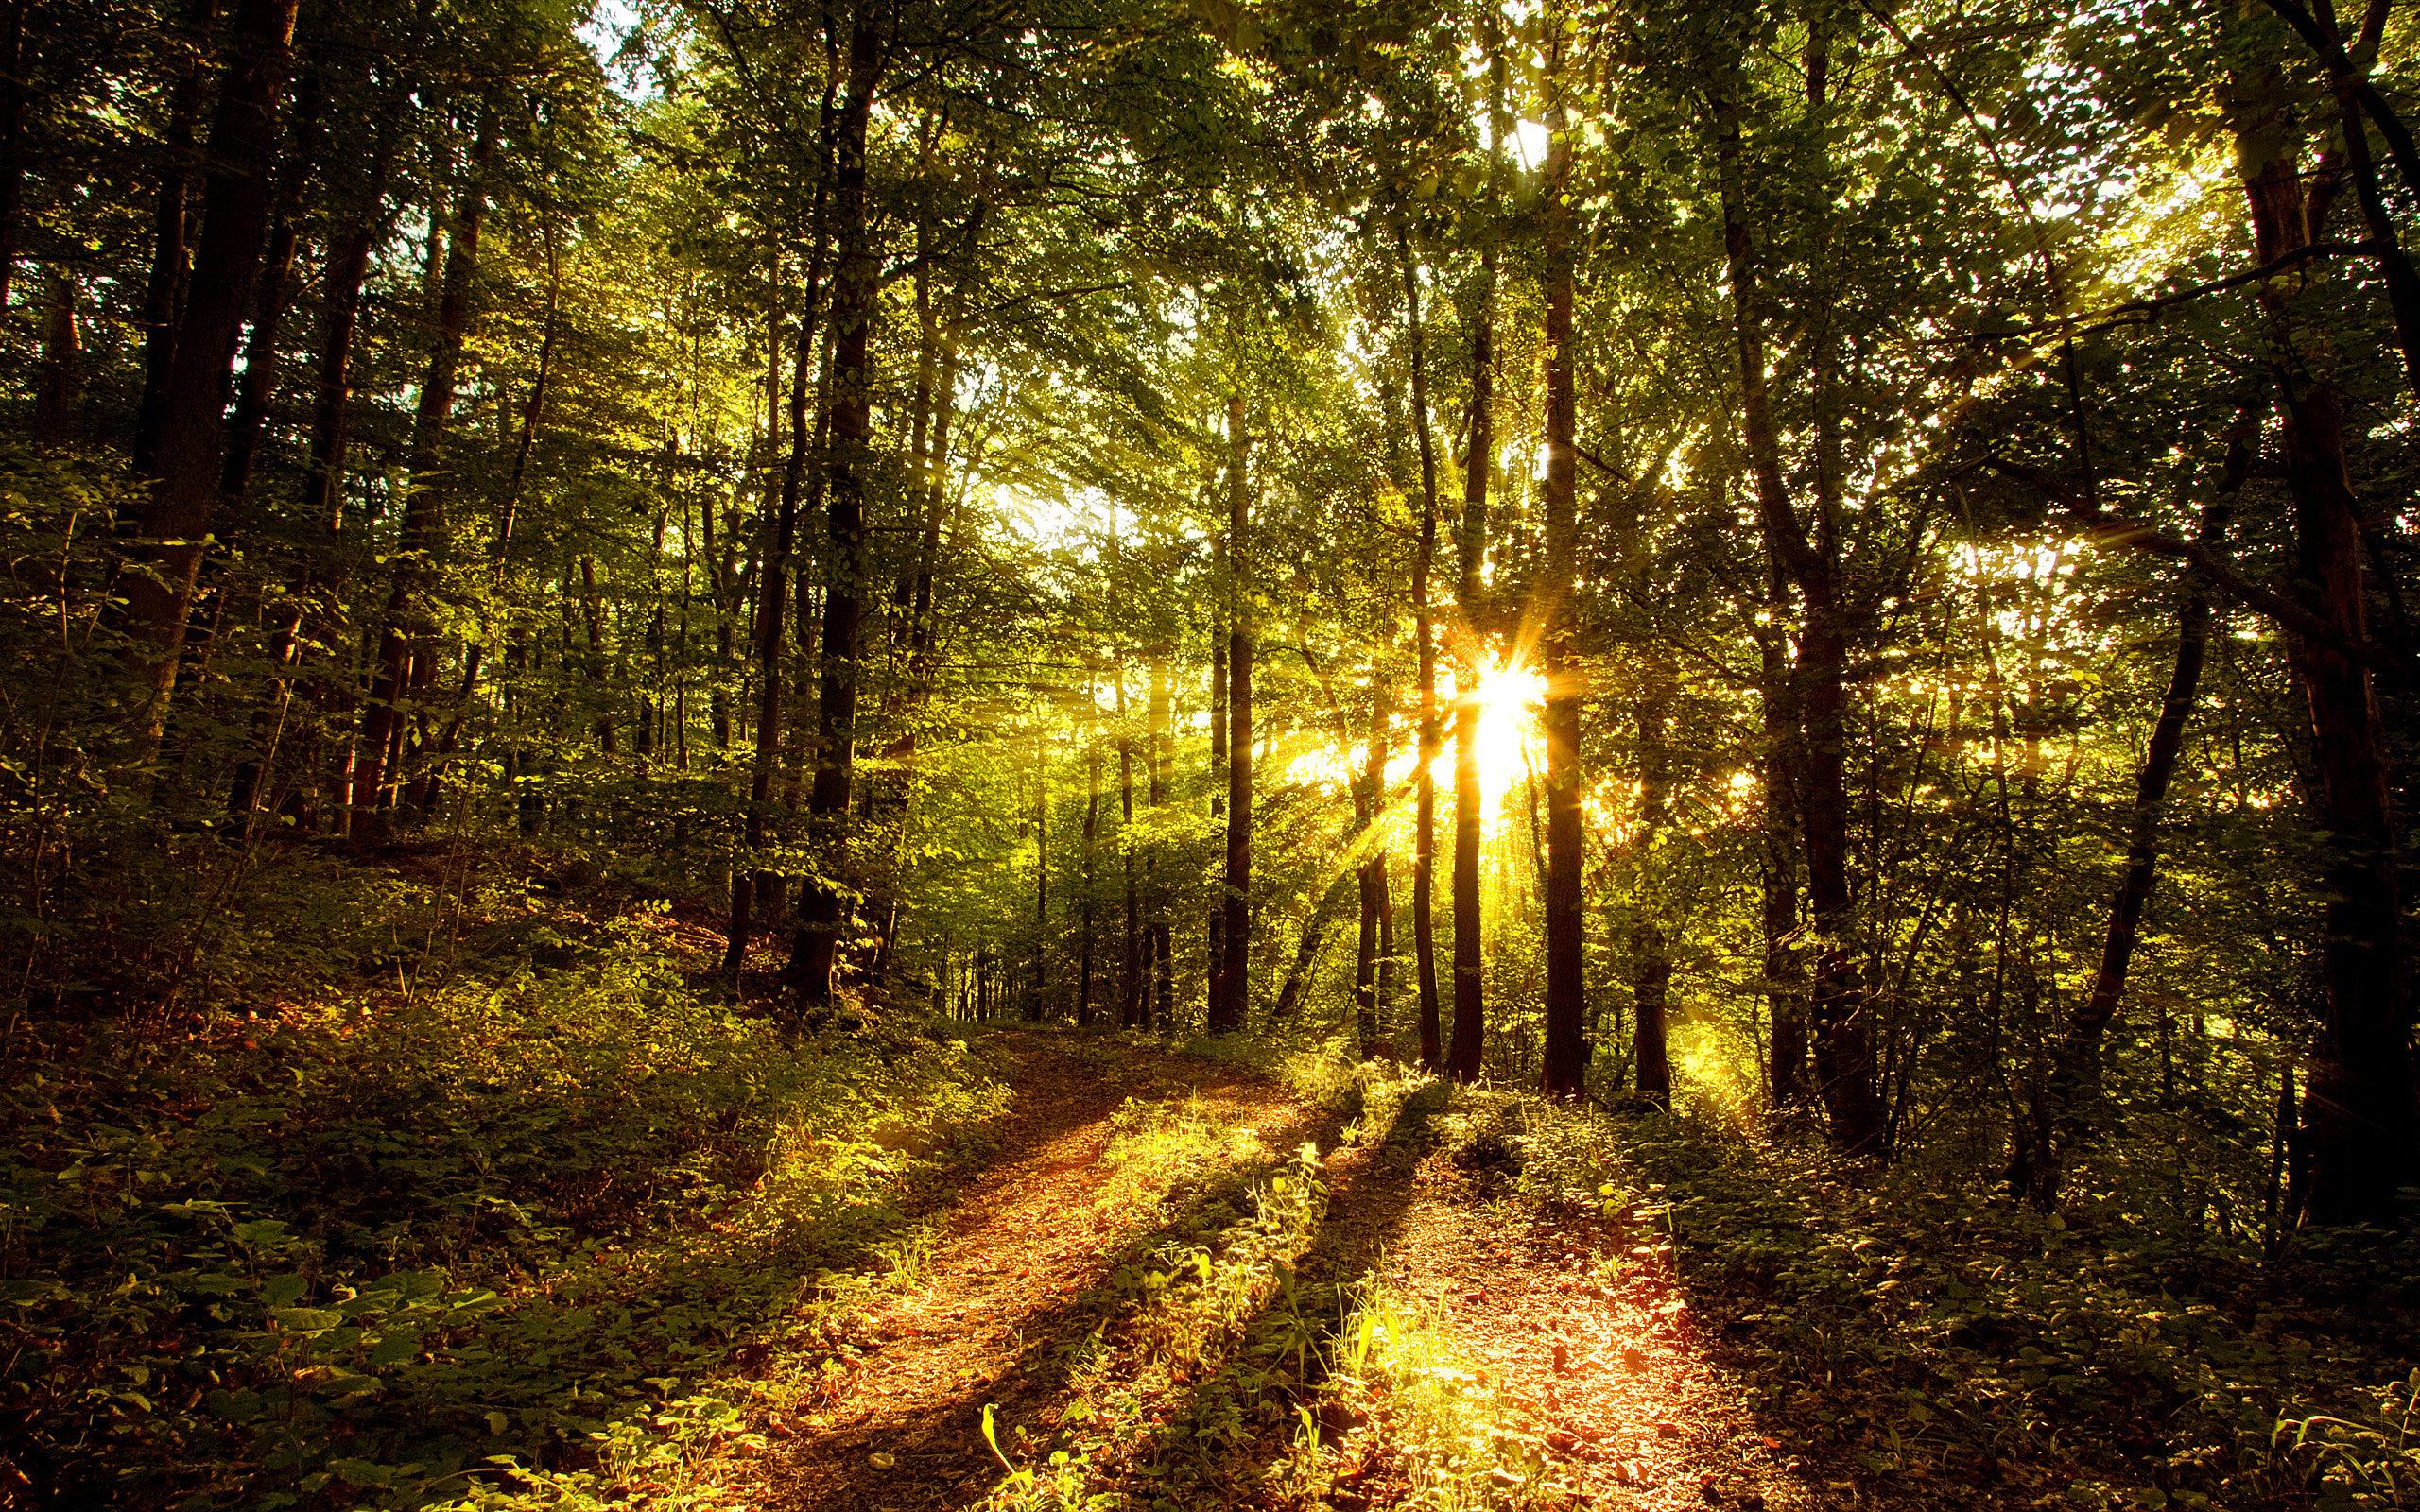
1290;1096;1811;1512
743;1036;1816;1512
1339;1151;1806;1509
754;1033;1312;1511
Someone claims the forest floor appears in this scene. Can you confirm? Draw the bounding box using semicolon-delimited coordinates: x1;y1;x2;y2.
749;1032;1309;1509
1302;1124;1808;1512
8;851;2414;1512
709;1025;2420;1512
713;1031;1814;1512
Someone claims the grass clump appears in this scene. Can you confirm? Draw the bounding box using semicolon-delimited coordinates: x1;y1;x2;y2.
1285;1281;1543;1512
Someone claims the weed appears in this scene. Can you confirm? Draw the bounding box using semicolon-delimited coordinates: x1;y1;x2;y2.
1289;1281;1545;1511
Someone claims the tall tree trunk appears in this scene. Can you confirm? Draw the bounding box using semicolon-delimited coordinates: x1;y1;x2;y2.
352;123;490;833
871;208;973;982
1539;36;1588;1096
1711;84;1883;1154
2225;41;2413;1224
871;189;938;975
1377;853;1396;1043
130;0;220;476
791;15;888;1014
1633;671;1674;1107
1447;19;1506;1081
728;84;840;976
1759;565;1811;1108
1208;600;1228;1011
117;0;297;756
1446;249;1493;1082
1355;670;1392;1059
1080;701;1099;1026
726;300;787;968
1212;393;1253;1034
579;554;614;756
1119;663;1142;1027
218;76;320;515
1399;229;1445;1074
1030;724;1048;1020
1148;651;1172;1028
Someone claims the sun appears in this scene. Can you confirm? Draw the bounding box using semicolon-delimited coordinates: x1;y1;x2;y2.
1459;660;1547;824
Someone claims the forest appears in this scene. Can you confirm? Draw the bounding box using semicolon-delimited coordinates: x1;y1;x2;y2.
4;0;2420;1505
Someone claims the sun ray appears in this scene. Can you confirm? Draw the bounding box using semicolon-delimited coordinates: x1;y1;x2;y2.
1409;658;1547;837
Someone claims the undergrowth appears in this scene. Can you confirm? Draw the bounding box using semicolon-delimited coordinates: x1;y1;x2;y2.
975;1103;1313;1507
1495;1094;2420;1511
2;879;1005;1511
1287;1280;1545;1512
1230;1067;2420;1512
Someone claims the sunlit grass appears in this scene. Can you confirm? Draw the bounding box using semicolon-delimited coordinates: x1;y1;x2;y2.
976;1108;1334;1510
1288;1280;1547;1512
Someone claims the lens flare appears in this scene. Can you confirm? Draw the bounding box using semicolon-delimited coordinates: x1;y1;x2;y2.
1423;660;1547;833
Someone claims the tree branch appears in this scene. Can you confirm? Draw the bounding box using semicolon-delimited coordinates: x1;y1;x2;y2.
2259;0;2420;196
1982;456;2381;662
1979;241;2374;343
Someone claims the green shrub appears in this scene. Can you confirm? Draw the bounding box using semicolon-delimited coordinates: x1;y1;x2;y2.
2;916;1002;1509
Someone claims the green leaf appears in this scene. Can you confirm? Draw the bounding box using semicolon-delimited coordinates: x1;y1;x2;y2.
328;1457;392;1487
0;1278;65;1305
231;1219;291;1249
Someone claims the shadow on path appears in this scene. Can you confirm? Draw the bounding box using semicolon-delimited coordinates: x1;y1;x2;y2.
1045;1080;1450;1506
762;1032;1309;1512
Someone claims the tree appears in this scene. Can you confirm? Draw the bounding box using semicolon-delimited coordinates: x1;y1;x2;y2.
1537;8;1587;1097
116;0;300;755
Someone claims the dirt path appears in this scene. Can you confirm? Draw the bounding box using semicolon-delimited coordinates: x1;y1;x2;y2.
1367;1163;1807;1511
1286;1095;1810;1512
735;1039;1818;1512
756;1033;1302;1512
